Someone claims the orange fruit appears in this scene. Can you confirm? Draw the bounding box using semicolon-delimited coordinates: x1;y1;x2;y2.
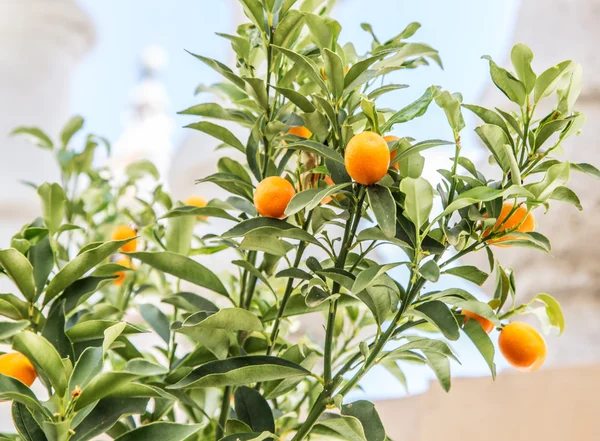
254;176;296;219
287;126;312;139
321;176;335;204
385;135;400;170
185;195;208;220
111;225;137;253
344;131;390;185
0;352;37;386
484;203;535;247
462;310;495;334
499;322;547;372
113;258;135;286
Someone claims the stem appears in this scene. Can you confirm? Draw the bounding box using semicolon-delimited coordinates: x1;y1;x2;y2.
323;187;366;383
444;132;462;229
215;386;232;441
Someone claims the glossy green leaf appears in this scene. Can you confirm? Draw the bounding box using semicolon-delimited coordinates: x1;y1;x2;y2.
128;251;229;298
139;304;171;344
66;320;146;343
534;60;575;103
179;308;263;332
527;161;570;201
399;177;433;228
0;249;36;301
12;330;68;396
169;356;309;389
381;86;439;132
533;293;565;335
186;121;245;152
37;183;66;235
353;262;407;294
235;386;275;433
474;124;511;172
28;235;53;295
484;56;526;105
11;402;47;441
442;185;532;215
510;43;536;94
323;48;345;100
113;422;203;441
463;319;496;378
274;86;315;113
0;320;29;340
44;238;135;305
549;186;582;211
413;300;460;340
272;45;327;92
423;350;451;392
314;413;367;441
443;265;489;286
223;217;321;246
367;185;396;238
341;401;385;441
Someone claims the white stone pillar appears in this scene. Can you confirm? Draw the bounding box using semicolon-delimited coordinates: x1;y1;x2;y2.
0;0;95;243
475;0;600;366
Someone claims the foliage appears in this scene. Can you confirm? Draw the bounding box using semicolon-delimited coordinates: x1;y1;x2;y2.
0;1;596;440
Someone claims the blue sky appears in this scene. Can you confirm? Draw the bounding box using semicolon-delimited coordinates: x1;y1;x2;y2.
73;0;521;400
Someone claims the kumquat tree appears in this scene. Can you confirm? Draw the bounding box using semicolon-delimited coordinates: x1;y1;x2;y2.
0;1;597;441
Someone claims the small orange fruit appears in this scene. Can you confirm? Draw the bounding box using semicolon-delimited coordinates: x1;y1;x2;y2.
484;203;535;247
462;310;495;334
384;135;400;170
0;352;37;386
185;195;208;220
113;258;135;286
287;126;312;139
321;176;335;204
344;131;390;185
111;225;137;253
254;176;296;219
499;322;547;372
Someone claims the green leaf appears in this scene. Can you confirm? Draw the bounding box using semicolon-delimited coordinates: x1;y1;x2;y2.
162;292;218;313
186;51;245;89
244;77;269;110
443;265;488;286
285;184;351;217
37;183;66;235
368;83;409;100
341;401;385;441
162;205;238;221
60;115;84;147
0;374;49;416
10;127;53;150
12;330;68;396
69;347;103;394
239;0;265;30
168;356;309;389
462;104;509;137
113;422;203;441
419;260;440;283
28;235;54;295
44;238;134;305
70;398;149;441
0;249;36;301
484;56;526;105
262;345;317;399
282;139;345;164
527;161;570;201
186;122;245;152
510;43;536;94
165;214;194;257
66;320;146;342
474;124;511;172
549;186;582;211
353;262;407;294
394;139;453;163
128;251;229;298
367;185;396;238
75;371;141;410
413;300;460;340
399;177;433;228
533;293;565;335
381;86;439;132
0;320;29;340
323;49;345;100
463;319;496;378
442;185;532;215
314;413;367;441
222;217;321;247
423;351;451;392
272;45;328;92
59;276;116;313
125;160;159;181
12;402;48;441
534;60;575;103
178;308;263;333
435;90;465;133
234;386;275;433
139;304;171;344
274;86;315;112
304;13;333;50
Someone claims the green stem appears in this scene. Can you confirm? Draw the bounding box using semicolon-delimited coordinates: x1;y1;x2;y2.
215;386;232;441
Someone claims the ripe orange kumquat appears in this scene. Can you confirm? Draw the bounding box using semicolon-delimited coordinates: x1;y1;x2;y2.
344;131;390;185
499;322;547;372
0;352;37;386
462;310;495;334
484;202;535;247
113;258;135;286
185;195;208;220
384;135;400;171
111;225;137;253
287;126;312;139
254;176;296;219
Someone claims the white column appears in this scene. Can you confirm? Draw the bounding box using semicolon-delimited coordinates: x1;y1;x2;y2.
0;0;95;242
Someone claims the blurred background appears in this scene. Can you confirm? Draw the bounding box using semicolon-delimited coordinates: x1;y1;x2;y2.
0;0;598;439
